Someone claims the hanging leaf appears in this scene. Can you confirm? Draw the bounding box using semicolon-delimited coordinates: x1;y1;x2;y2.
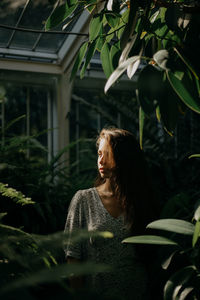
70;42;88;81
96;24;105;51
107;0;114;11
127;57;140;79
100;42;114;78
122;235;178;246
157;79;179;134
192;221;200;247
167;70;200;114
110;41;121;69
147;219;195;236
105;13;120;28
153;49;169;70
193;205;200;222
139;105;145;149
80;39;98;79
89;14;103;41
164;266;196;300
104;55;140;93
161;250;179;270
45;0;78;30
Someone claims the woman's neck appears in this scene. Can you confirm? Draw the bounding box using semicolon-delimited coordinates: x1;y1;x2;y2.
99;179;115;196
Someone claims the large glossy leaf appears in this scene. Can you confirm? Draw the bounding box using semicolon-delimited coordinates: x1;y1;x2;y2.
192;220;200;247
104;55;140;93
147;219;195;235
122;235;178;246
89;14;103;41
100;42;113;78
45;0;78;30
164;266;196;300
167;70;200;114
70;42;88;81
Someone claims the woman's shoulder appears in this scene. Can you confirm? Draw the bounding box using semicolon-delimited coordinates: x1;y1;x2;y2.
72;187;96;203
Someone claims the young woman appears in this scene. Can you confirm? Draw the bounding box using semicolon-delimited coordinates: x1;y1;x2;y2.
64;128;158;300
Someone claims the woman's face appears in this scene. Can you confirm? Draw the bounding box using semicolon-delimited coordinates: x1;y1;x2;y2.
97;138;116;178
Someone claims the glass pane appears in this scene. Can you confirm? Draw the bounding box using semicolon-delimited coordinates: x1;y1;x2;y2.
36;33;66;53
10;31;39;50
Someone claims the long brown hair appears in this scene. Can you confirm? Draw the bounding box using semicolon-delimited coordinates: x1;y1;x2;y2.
95;127;158;235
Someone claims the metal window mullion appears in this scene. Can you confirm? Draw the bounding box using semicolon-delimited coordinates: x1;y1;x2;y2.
32;33;43;51
26;87;30;158
34;1;61;52
6;0;31;48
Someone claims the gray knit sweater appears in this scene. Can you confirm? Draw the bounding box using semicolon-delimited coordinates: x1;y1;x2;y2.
64;187;148;300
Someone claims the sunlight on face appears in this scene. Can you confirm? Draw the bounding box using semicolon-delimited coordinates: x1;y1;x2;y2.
97;138;116;178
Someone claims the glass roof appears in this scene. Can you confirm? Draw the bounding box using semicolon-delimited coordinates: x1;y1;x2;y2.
0;0;86;64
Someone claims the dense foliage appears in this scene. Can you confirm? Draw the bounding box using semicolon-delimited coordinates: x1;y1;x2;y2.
46;0;200;146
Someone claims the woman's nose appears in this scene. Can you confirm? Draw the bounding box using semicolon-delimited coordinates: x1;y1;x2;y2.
99;155;105;164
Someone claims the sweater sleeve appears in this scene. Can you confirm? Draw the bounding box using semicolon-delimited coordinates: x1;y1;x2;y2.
64;190;84;260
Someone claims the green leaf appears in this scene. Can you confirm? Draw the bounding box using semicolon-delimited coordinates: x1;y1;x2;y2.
164;266;195;300
85;0;97;13
80;40;98;79
45;1;78;30
139;105;145;149
100;42;114;78
89;14;103;41
70;42;88;81
147;219;195;236
188;154;200;159
192;221;200;247
167;70;200;114
105;13;120;28
122;235;178;245
110;41;121;69
96;24;105;51
104;55;140;93
193;205;200;222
